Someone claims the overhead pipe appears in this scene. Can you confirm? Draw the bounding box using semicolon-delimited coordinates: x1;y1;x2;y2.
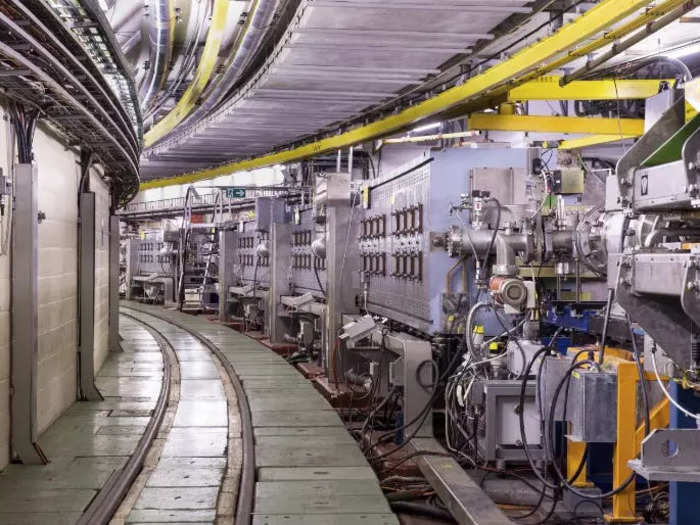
157;0;279;145
140;0;658;190
145;0;211;120
111;2;144;33
140;0;175;111
560;0;700;86
144;0;232;147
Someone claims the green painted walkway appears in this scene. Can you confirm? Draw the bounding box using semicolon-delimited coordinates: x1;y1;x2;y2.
122;302;398;525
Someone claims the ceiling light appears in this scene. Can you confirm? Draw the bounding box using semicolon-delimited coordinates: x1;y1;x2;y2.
411;122;442;133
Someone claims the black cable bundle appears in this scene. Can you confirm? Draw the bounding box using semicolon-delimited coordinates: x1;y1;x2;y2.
9;102;40;164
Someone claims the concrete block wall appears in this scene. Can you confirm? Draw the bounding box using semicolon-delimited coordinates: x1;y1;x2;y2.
35;126;80;435
0;106;117;469
92;171;111;374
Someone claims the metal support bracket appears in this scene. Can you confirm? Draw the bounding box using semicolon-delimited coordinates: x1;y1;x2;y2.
630;428;700;482
108;215;121;352
78;192;103;401
410;438;512;524
11;163;47;464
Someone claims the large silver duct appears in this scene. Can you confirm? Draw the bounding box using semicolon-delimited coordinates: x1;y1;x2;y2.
148;0;279;148
140;0;174;111
144;0;211;121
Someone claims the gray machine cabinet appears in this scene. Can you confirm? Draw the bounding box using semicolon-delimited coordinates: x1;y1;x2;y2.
473;380;542;463
568;370;617;443
362;147;535;334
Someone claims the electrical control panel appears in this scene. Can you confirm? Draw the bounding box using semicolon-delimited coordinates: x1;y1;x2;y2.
289;207;326;294
126;234;178;277
360;147;536;334
231;226;271;287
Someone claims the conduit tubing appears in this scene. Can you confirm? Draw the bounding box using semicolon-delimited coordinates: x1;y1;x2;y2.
561;0;700;86
145;0;211;120
144;0;230;147
0;39;139;177
140;0;175;111
6;1;140;157
169;0;279;139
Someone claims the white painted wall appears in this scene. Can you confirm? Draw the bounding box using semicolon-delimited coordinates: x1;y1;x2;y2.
35;126;80;435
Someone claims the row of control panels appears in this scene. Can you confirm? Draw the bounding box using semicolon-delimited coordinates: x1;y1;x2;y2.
292;230;314;246
239;236;256;249
138;253;176;264
238;254;270;268
292;254;326;270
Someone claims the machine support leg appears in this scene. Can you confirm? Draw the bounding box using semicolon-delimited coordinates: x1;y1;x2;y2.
607;361;638;522
567;440;590;487
10;163;47;464
78;192;103;401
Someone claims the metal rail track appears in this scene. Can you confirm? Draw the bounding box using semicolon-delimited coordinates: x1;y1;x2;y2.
120;305;256;525
76;313;173;525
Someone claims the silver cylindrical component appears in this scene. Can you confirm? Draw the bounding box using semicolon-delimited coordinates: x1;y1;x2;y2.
311;237;326;259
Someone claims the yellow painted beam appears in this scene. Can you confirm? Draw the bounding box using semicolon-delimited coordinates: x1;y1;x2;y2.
559;134;639;149
140;0;655;190
468;114;645;136
144;0;230;147
431;0;687;120
508;76;672;101
610;361;640;522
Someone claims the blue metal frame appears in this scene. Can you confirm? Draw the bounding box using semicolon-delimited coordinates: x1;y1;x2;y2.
669;382;700;525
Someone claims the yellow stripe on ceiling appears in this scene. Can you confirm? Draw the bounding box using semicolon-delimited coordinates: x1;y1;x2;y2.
144;0;230;147
559;134;638;150
508;76;672;101
468;114;645;135
139;0;655;190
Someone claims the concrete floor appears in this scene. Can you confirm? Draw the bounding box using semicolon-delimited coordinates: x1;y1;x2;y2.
0;304;400;524
120;311;232;524
122;303;399;525
0;316;161;524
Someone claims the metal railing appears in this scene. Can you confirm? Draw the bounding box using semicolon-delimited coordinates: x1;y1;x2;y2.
119;186;310;216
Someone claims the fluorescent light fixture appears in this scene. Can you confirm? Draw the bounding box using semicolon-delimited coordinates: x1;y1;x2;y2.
411;122;442;133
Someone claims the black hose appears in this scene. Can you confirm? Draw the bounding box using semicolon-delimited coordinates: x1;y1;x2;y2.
519;346;560;490
628;314;651;437
389;501;454;521
365;342;467;457
598;287;614;365
416;359;439;392
313;263;326;297
530;489;561;525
